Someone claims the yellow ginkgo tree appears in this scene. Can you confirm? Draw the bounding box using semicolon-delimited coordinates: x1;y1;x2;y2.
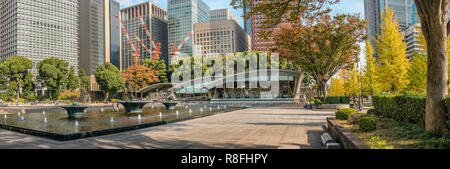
375;8;410;94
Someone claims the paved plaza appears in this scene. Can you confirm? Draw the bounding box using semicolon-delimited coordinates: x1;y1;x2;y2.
0;105;334;149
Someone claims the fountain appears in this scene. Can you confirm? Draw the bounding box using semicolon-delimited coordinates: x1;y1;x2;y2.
3;114;7;119
20;115;24;121
159;112;162;119
176;110;179;115
138;114;142;120
44;117;48;124
189;109;192;115
117;99;152;113
101;108;104;112
43;111;46;115
110;117;115;123
161;101;178;110
61;103;89;119
200;108;203;113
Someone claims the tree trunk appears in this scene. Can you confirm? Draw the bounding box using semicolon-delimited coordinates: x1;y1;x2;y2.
415;0;449;133
16;86;20;103
293;73;305;103
425;22;448;133
104;91;109;103
321;81;328;101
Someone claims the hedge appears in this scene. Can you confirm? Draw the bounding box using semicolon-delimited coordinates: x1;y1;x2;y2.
373;95;450;129
315;96;350;104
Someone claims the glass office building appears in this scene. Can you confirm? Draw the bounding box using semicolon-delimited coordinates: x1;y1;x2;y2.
110;0;121;70
364;0;418;45
168;0;210;63
0;0;80;76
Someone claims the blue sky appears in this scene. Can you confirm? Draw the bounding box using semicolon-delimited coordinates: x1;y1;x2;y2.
116;0;366;64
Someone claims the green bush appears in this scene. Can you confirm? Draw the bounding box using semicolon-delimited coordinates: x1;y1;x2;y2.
336;108;358;120
358;117;377;131
373;95;426;126
349;113;370;124
326;96;350;104
367;109;377;116
445;99;450;130
311;98;324;105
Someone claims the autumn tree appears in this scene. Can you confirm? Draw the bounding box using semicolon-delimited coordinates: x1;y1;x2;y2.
375;8;410;94
121;65;159;98
343;66;361;97
361;40;380;96
328;76;345;96
273;14;366;99
232;0;340;39
141;59;168;83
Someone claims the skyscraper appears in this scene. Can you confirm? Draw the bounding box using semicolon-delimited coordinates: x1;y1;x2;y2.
194;20;251;56
79;0;121;91
364;0;418;45
210;9;239;24
120;2;168;70
168;0;210;63
243;5;252;44
0;0;80;76
246;0;288;52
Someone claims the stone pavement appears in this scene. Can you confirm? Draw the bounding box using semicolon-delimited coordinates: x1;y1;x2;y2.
0;105;335;149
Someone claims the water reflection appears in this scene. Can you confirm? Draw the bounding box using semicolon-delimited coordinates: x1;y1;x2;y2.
0;104;241;135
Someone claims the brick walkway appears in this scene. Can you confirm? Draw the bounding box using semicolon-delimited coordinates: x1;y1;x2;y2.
0;106;334;149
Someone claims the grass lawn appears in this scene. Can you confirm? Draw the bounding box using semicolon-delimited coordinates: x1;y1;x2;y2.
335;118;450;149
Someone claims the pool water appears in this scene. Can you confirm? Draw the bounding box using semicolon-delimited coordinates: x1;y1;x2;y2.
0;104;242;140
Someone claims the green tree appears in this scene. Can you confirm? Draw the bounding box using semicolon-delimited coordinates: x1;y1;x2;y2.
375;8;410;94
79;68;90;91
37;57;69;99
3;56;33;102
0;63;8;90
66;66;78;90
22;72;36;101
95;62;125;102
141;59;168;83
361;40;380;96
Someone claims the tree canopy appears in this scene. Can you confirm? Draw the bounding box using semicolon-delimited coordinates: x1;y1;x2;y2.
3;56;33;101
273;13;366;98
95;62;125;102
37;57;69;98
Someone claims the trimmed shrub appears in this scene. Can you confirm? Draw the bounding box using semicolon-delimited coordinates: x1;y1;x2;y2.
325;96;350;104
336;108;358;120
367;109;377;116
349;113;370;124
359;117;377;131
373;95;426;126
445;99;450;130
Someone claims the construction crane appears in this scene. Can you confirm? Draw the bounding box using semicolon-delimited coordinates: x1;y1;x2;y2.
170;32;193;62
136;10;162;60
116;15;141;66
